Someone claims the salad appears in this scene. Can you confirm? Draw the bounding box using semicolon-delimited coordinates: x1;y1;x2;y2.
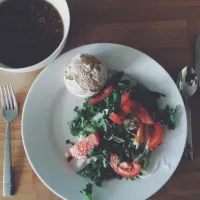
65;72;177;199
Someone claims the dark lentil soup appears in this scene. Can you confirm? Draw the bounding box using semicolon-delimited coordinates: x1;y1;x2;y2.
0;0;64;68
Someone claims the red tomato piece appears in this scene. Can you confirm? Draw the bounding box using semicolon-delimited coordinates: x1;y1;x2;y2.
148;122;163;149
121;91;131;107
121;100;137;114
89;85;114;105
110;153;142;178
67;132;100;159
137;107;154;125
109;112;125;125
134;123;146;143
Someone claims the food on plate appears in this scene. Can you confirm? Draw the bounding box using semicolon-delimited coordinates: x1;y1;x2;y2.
89;85;114;105
80;183;93;200
0;0;64;68
66;71;177;195
66;132;100;160
64;54;107;97
109;153;142;178
147;122;163;149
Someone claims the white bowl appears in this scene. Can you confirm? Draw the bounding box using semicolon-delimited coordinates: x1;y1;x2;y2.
22;43;187;200
0;0;70;73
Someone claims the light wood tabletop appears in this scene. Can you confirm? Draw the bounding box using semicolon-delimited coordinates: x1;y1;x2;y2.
1;0;200;199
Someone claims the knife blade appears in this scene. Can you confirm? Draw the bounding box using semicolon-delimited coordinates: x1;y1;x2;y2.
195;34;200;85
185;99;193;160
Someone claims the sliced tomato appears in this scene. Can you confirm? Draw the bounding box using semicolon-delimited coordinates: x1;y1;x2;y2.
121;100;137;114
67;132;100;159
110;153;142;178
121;91;131;107
89;85;114;105
134;123;146;143
148;122;163;149
136;106;154;125
109;112;125;125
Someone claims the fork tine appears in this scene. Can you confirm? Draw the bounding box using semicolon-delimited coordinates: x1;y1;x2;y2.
6;85;13;110
0;86;6;109
10;85;17;109
3;85;9;110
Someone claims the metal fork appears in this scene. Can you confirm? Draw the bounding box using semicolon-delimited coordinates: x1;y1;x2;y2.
0;85;18;196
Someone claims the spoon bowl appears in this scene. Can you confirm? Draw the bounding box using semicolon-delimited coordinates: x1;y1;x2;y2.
177;66;198;100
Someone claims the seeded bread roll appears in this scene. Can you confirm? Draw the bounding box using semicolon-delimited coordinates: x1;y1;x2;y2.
64;54;107;97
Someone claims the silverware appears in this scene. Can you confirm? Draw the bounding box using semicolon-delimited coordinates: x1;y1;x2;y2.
177;66;198;160
0;85;18;196
195;34;200;85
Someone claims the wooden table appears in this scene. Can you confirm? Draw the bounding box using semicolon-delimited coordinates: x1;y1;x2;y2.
1;0;200;199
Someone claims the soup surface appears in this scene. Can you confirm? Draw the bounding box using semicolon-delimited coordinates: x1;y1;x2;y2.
0;0;64;68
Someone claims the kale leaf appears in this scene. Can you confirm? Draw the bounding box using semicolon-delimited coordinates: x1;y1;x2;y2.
66;139;75;145
130;84;165;115
78;148;118;186
67;156;73;162
158;105;178;129
107;71;124;86
80;183;93;200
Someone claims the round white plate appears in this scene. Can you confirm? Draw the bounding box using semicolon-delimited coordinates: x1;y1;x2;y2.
22;43;187;200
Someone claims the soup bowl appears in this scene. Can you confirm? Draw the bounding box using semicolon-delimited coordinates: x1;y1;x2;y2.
0;0;70;73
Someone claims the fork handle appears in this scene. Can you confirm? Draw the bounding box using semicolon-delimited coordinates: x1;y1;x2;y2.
3;122;13;196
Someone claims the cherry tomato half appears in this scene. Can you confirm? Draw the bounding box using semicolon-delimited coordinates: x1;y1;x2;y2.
110;153;142;178
134;123;146;144
137;107;154;125
109;112;125;125
121;91;131;107
148;122;163;149
121;100;137;114
89;85;114;105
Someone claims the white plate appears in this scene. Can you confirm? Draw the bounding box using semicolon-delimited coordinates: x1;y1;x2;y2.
22;43;187;200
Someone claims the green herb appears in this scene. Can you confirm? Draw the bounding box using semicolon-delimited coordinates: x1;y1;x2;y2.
66;139;75;145
117;79;131;94
67;156;73;162
159;105;178;129
77;148;117;186
80;183;93;200
86;146;101;158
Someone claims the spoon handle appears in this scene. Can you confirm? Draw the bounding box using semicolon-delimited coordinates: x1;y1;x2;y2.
185;100;193;161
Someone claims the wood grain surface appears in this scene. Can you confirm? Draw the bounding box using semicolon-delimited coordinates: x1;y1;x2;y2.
1;0;200;199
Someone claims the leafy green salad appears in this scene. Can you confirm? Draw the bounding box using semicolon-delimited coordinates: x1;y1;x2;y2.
65;72;177;200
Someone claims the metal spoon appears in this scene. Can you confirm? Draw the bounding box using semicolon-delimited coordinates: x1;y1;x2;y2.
177;66;198;160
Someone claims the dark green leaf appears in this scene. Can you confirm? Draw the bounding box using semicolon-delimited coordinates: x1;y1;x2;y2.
104;96;110;109
112;92;119;104
159;105;178;129
67;156;73;162
80;183;93;200
86;146;101;158
107;71;124;86
130;84;165;115
66;139;75;145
